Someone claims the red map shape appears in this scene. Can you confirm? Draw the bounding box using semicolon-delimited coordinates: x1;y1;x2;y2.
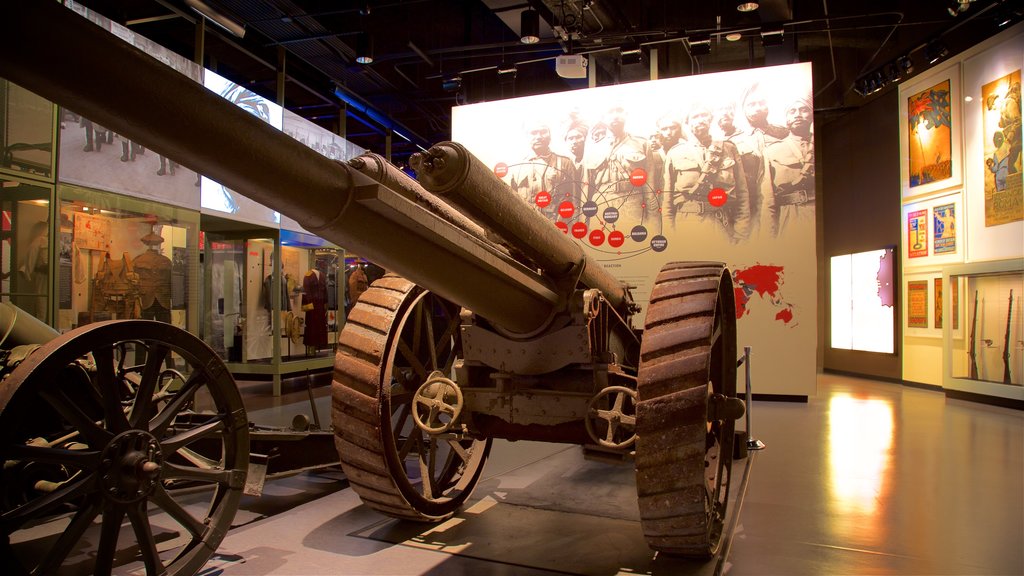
732;264;794;325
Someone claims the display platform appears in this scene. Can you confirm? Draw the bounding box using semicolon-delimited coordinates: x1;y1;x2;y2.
195;441;755;576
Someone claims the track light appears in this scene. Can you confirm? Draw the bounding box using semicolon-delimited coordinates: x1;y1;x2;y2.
736;2;759;12
355;33;373;64
186;0;245;38
497;62;516;84
520;9;540;44
760;26;784;47
620;42;643;65
687;35;711;56
925;41;949;65
442;76;462;92
896;55;914;75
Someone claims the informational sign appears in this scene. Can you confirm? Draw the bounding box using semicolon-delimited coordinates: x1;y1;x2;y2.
453;63;817;397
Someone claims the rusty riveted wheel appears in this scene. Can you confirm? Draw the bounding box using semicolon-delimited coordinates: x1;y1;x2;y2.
332;275;490;521
0;320;248;575
635;261;739;558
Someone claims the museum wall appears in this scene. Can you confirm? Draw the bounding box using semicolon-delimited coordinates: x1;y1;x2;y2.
820;91;903;381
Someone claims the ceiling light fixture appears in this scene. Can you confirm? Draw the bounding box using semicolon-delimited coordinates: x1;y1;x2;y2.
186;0;246;38
355;33;374;64
520;9;540;44
760;27;784;47
442;76;462;92
725;32;743;42
924;41;949;65
688;34;711;56
737;2;759;12
620;42;643;65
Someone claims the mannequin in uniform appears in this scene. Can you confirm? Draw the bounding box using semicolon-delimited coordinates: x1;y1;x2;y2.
302;267;328;353
134;230;173;323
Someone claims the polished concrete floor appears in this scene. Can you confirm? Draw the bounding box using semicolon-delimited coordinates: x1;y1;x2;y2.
195;372;1022;576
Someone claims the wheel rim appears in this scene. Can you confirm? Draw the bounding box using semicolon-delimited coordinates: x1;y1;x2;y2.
635;262;737;557
334;276;490;521
0;320;248;575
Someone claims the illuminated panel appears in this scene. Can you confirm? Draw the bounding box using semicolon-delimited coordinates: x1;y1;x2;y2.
830;248;895;353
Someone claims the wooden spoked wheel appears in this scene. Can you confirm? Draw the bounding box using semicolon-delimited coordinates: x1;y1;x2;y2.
636;262;738;557
0;320;248;575
332;275;490;521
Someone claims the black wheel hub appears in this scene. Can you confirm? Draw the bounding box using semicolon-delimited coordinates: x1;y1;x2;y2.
99;430;163;504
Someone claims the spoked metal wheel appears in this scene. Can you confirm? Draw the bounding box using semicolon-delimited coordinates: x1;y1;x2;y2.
332;275;490;521
0;320;248;575
636;262;740;557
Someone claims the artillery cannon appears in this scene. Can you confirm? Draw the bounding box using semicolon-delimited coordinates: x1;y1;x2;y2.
0;1;747;573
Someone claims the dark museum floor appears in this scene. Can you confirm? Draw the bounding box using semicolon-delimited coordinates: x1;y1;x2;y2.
183;371;1023;576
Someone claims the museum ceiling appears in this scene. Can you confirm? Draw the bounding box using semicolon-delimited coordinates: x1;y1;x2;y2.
63;0;1023;162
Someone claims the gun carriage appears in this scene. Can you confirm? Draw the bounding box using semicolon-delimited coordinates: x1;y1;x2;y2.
0;1;747;573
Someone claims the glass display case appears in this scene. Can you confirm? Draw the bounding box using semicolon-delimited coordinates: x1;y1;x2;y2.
201;219;343;394
0;78;55;181
1;177;53;323
944;260;1024;402
56;184;199;333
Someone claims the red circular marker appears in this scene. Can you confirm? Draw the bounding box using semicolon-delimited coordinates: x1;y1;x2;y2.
571;222;588;239
494;163;508;178
535;191;552;207
589;229;606;246
608;230;625;248
555;221;569;234
558;201;575;219
708;187;728;207
630;168;647;187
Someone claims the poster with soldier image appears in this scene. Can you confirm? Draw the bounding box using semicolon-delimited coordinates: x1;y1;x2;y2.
453;63;817;398
982;69;1022;227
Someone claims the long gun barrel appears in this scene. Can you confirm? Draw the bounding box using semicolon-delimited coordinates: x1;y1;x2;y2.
1004;290;1013;384
0;0;630;335
969;290;979;380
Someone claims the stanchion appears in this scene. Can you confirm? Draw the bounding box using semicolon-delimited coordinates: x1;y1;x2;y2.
743;346;766;451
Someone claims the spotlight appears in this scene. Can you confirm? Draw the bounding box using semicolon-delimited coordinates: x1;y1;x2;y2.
497;62;516;84
896;55;913;75
442;76;462;92
925;41;949;65
520;9;540;44
760;26;784;47
355;33;374;64
687;34;711;56
620;42;644;65
737;2;759;12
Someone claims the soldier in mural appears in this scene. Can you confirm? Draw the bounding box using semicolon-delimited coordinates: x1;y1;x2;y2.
664;103;750;243
585;104;661;236
733;83;789;238
507;120;576;222
765;94;815;237
649;114;683;196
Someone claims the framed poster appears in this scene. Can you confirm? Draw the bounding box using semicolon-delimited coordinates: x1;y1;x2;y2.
900;62;962;198
905;275;938;338
902;193;964;267
962;30;1024;262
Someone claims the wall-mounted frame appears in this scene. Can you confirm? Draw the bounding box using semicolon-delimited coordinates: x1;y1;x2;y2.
905;272;941;339
962;29;1024;263
901;192;965;267
900;62;962;199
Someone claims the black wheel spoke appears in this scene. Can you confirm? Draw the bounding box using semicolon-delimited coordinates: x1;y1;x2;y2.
161;417;226;453
0;473;93;532
94;503;126;576
148;371;205;437
38;385;112;448
91;346;130;433
33;498;102;575
162;461;233;485
5;443;100;469
150;484;208;539
127;500;165;576
130;343;170;428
